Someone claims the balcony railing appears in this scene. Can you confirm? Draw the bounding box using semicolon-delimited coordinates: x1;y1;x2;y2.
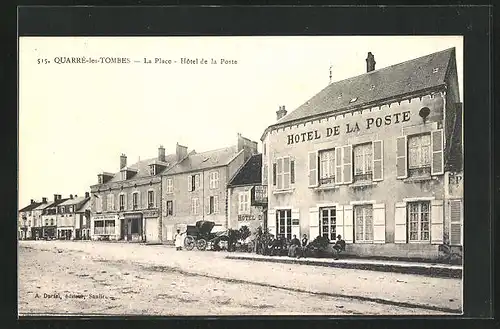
251;185;268;206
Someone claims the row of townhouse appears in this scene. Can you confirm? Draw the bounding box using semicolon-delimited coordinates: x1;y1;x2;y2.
88;134;261;243
18;193;91;240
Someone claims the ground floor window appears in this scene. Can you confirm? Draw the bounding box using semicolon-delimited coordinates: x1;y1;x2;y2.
94;220;104;234
105;220;116;235
275;209;292;240
354;204;373;242
320;207;336;240
408;201;430;242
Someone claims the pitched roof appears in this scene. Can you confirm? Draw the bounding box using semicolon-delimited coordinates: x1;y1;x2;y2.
19;202;43;212
59;196;89;207
33;202;53;211
274;48;455;127
166;146;240;175
105;153;178;183
228;154;262;187
46;198;70;208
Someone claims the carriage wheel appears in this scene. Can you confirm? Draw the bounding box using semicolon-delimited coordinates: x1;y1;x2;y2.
196;239;207;251
184;236;195;251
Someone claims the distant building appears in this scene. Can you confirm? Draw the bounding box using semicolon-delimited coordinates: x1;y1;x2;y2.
56;193;91;240
41;195;69;239
160;134;258;241
227;153;267;232
18;199;43;240
89;146;179;243
31;197;49;240
261;48;463;260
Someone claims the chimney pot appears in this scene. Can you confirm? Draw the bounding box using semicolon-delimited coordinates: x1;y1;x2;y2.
85;192;90;198
54;194;58;202
176;143;188;161
366;52;376;72
42;197;47;203
158;145;166;162
276;105;287;121
70;194;73;199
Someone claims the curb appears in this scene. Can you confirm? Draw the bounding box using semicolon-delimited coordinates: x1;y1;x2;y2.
225;256;462;279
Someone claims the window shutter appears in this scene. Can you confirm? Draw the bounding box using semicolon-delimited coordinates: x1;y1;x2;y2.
214;195;219;214
449;199;462;245
195;174;201;190
290;160;295;184
272;163;277;186
372;140;384;181
336;205;344;239
431;129;444;175
396;136;408;179
206;197;211;215
335;147;343;184
430;199;444;244
308;151;318;187
394;202;407;243
124;193;128;211
309;207;319;240
343;205;354;243
188;175;193;192
262;164;268;185
267;209;276;236
342;145;353;184
111;194;115;211
291;209;300;237
373;203;386;243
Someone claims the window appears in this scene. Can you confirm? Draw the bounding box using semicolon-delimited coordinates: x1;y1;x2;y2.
354;204;374;242
166;178;173;194
98;175;103;184
106;194;114;211
119;194;125;211
189;174;200;192
95;197;103;213
132;193;139;210
408;201;430;242
354;143;373;182
320;207;336;240
191;197;200;215
121;170;127;180
148;191;155;209
149;165;156;176
45;219;48;226
408;134;431;177
28;221;31;226
105;220;115;234
209;171;219;189
274;157;295;190
238;192;250;214
94;220;104;234
209;195;219;214
276;209;292;240
166;200;173;216
69;206;73;213
50;219;54;226
319;149;336;185
60;207;65;214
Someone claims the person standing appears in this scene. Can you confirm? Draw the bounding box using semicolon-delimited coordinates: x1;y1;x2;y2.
174;229;183;251
297;234;308;259
333;234;346;260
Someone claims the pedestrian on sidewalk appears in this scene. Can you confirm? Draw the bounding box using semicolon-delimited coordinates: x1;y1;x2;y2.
297;234;308;259
333;234;346;260
174;229;183;251
288;235;301;257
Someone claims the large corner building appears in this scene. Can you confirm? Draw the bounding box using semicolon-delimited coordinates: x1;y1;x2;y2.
261;48;463;260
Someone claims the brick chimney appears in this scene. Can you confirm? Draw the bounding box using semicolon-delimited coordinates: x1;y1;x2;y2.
366;52;376;72
237;133;258;156
58;195;62;201
30;199;35;204
53;194;58;202
276;105;287;121
120;154;127;169
158;145;166;162
70;194;73;199
42;197;47;203
176;143;188;161
85;192;90;198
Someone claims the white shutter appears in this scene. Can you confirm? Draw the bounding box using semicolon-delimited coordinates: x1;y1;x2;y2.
335;147;343;184
431;129;444;175
267;209;276;236
449;199;462;245
372;203;386;243
430;199;444;244
342;145;353;184
396;136;408;179
309;207;319;240
394;202;407;243
214;195;219;214
262;164;268;185
291;208;300;237
308;151;318;187
110;194;115;211
188;175;192;192
336;205;344;239
372;140;384;181
124;193;128;211
343;205;353;243
206;197;211;215
277;158;284;190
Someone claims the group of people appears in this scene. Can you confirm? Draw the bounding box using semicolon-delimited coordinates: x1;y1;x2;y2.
288;234;346;260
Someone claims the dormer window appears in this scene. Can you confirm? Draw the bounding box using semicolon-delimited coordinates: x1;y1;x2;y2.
98;175;103;184
121;170;127;180
149;165;156;176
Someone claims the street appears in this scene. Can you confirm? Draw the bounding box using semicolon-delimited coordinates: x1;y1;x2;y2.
18;240;462;316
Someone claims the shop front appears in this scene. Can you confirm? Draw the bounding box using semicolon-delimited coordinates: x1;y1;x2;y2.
91;214;120;241
144;209;160;243
121;212;144;242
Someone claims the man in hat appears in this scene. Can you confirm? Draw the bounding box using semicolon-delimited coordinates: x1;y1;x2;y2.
333;234;346;260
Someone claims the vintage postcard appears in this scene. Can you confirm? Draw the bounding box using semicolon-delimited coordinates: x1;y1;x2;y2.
18;35;463;316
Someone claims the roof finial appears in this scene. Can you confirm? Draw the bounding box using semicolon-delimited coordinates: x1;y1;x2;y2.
329;64;333;85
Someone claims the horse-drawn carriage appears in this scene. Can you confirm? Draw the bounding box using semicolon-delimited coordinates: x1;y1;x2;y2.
183;220;230;251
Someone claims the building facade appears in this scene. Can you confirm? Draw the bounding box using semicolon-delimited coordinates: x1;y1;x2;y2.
31;197;49;240
56;193;91;240
227;153;267;232
89;146;179;243
18;199;43;240
160;134;258;241
41;195;69;239
261;48;463;261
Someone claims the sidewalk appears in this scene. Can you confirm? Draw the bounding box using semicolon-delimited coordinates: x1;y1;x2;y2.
225;253;462;279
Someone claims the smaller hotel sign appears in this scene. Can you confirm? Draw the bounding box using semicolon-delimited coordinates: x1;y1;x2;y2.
92;214;118;221
286;110;411;145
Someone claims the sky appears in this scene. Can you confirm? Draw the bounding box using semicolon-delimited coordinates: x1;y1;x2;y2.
18;36;463;208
